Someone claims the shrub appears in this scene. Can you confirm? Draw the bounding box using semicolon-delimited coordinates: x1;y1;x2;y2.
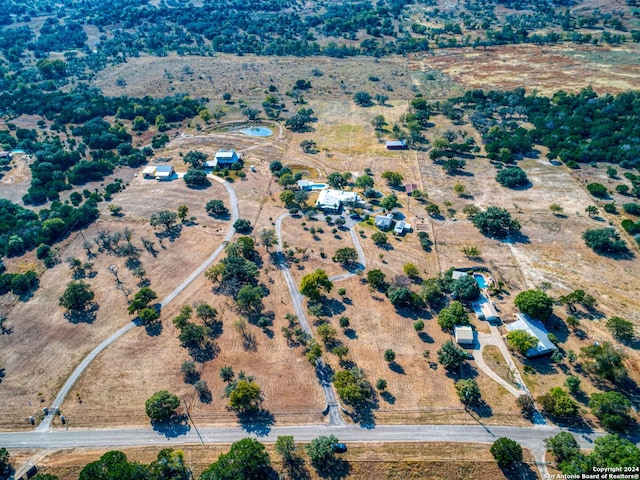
496;167;529;188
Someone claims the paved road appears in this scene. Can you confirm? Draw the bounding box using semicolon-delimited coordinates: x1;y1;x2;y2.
274;212;345;426
1;423;608;473
37;177;239;432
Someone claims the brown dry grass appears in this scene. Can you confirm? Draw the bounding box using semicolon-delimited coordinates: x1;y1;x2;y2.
24;442;540;480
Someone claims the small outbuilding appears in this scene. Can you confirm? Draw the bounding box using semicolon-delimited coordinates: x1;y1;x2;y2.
405;183;418;195
374;214;393;231
454;325;474;346
386;140;407;150
506;313;557;358
451;270;468;280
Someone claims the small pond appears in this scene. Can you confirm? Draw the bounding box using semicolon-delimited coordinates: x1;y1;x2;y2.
241;127;273;137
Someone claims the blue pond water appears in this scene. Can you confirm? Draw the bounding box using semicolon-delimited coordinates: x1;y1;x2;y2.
310;183;326;190
241;127;273;137
474;274;488;289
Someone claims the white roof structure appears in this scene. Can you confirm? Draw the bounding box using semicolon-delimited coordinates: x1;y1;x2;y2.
506;313;557;357
452;270;468;280
142;166;156;176
315;189;359;210
154;165;174;178
454;325;474;345
215;149;240;164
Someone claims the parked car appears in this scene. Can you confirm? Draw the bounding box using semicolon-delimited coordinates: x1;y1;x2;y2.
332;443;347;453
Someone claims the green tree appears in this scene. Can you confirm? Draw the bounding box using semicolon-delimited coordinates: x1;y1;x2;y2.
585;205;598;217
259;228;277;252
233;218;252;233
332;247;358;267
580;341;627;384
236;285;264;316
582;228;628;254
128;287;158;314
587;434;640;470
275;435;297;464
514;289;554;321
317;323;337;345
380;194;399;212
507;329;539;356
353;91;373;106
550;203;564;215
326;172;347;189
145;390;180;421
79;451;149;480
305;435;339;470
452;275;480;302
132;116;148;132
200;438;271;480
589;391;632;432
490;438;523;468
181;361;199;384
564;375;581;395
537;387;579;419
333;368;372;406
387;286;419;309
472;206;521;238
437;339;468;371
355;175;374;189
150;448;190;480
228;379;263;412
376;378;388;391
184;169;209;187
150;210;178;232
367;269;386;290
0;448;10;479
371;231;388;246
138;307;159;325
587;182;608;198
544;432;580;466
606;316;634;341
206;199;229;218
403;263;420;279
300;269;333;301
384;349;396;363
381;170;403;187
219;366;234;383
456;378;480;405
59;280;95;312
496;167;529;188
437;301;468;331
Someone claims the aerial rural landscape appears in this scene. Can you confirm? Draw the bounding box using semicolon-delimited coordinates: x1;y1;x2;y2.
0;0;640;478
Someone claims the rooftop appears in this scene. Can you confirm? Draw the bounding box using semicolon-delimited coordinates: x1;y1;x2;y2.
506;313;557;357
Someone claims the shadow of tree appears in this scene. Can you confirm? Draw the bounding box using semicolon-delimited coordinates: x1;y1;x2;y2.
189;342;221;362
389;362;405;375
144;321;163;337
151;414;191;438
380;391;396;404
344;328;358;340
0;368;5;384
64;302;99;324
155;224;183;242
285;457;312;480
312;457;351;480
237;408;275;436
418;331;434;343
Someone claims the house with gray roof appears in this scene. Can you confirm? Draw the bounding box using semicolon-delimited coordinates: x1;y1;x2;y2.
506;313;557;357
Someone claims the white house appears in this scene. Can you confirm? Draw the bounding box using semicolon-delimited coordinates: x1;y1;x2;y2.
374;214;393;230
315;189;359;212
213;149;240;167
506;313;557;357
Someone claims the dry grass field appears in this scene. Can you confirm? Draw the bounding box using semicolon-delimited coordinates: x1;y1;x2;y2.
17;442;539;480
1;36;640;452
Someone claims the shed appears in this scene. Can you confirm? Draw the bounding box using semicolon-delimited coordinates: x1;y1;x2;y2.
142;166;157;178
405;183;418;195
480;299;499;322
154;165;174;180
374;214;393;231
454;325;474;346
386;140;407;150
506;313;557;357
394;221;407;235
215;149;240;165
